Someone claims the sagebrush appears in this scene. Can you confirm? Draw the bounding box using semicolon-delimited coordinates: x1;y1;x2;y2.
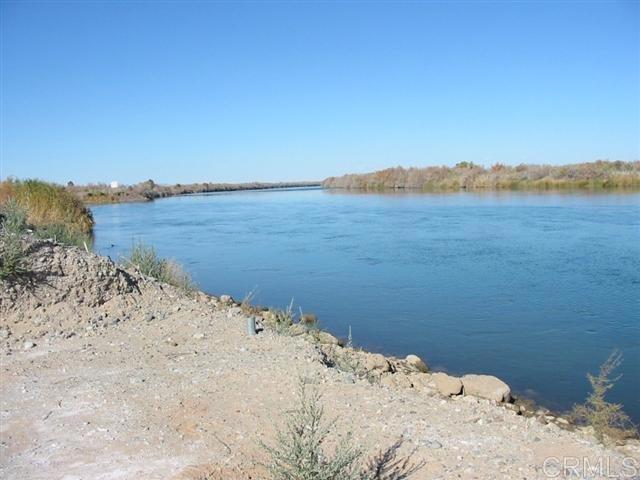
263;380;422;479
571;350;637;444
262;380;364;480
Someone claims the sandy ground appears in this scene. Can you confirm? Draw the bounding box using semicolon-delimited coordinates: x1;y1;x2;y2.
1;239;638;479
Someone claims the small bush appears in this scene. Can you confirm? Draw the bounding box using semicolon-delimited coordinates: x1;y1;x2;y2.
262;300;296;334
123;241;196;292
162;259;197;293
571;350;637;444
263;380;364;480
125;242;166;278
0;200;28;280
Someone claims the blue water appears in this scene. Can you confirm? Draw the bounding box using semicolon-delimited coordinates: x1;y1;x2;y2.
91;188;640;421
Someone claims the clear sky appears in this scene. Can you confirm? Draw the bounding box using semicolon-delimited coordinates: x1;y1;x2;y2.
1;1;638;185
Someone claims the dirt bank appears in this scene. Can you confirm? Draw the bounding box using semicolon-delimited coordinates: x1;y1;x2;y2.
1;239;638;479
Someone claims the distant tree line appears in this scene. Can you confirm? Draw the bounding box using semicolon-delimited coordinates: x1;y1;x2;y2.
322;160;640;191
68;180;321;204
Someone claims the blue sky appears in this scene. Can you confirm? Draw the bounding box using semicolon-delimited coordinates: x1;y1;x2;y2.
1;1;638;185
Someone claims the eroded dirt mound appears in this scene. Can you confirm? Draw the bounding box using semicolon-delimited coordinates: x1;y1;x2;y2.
0;238;211;351
2;239;139;307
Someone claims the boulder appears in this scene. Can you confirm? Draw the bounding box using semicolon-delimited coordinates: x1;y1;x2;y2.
219;294;234;305
432;372;463;396
380;372;413;389
363;353;391;373
405;354;429;373
408;373;431;388
315;331;341;345
461;374;511;402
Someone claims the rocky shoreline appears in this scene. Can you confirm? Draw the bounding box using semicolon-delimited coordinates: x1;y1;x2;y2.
1;237;639;479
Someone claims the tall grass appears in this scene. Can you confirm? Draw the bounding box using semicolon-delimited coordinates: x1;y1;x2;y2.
123;241;196;292
0;179;94;247
0;199;28;280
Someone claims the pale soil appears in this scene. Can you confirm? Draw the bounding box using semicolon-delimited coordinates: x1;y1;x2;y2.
1;240;638;479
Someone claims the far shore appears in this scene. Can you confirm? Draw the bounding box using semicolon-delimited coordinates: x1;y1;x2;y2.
70;180;322;205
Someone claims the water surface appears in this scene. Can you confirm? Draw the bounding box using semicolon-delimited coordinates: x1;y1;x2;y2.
92;188;640;420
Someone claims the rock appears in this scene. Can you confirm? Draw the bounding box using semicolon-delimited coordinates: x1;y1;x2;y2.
407;373;432;390
504;403;520;414
288;324;308;336
405;354;429;373
432;372;463;396
363;353;391;373
315;331;340;345
380;372;413;389
461;374;511;402
621;439;640;454
423;439;442;449
0;329;10;339
145;314;155;322
578;425;595;437
219;294;233;305
193;332;205;340
23;341;35;350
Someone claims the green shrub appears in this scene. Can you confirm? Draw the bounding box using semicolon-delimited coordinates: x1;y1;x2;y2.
125;241;166;278
0;199;28;280
263;380;364;480
123;241;196;292
571;350;637;444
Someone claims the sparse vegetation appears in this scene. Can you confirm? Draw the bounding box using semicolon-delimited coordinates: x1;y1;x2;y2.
570;350;637;444
123;241;196;293
322;160;640;191
241;287;259;314
263;379;422;480
332;348;369;380
262;300;297;334
0;178;94;247
0;199;29;280
262;380;364;480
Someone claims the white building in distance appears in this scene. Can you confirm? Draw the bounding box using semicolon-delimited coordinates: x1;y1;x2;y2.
110;181;119;189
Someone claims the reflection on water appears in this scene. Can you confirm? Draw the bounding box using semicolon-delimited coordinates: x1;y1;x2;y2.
92;188;640;421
